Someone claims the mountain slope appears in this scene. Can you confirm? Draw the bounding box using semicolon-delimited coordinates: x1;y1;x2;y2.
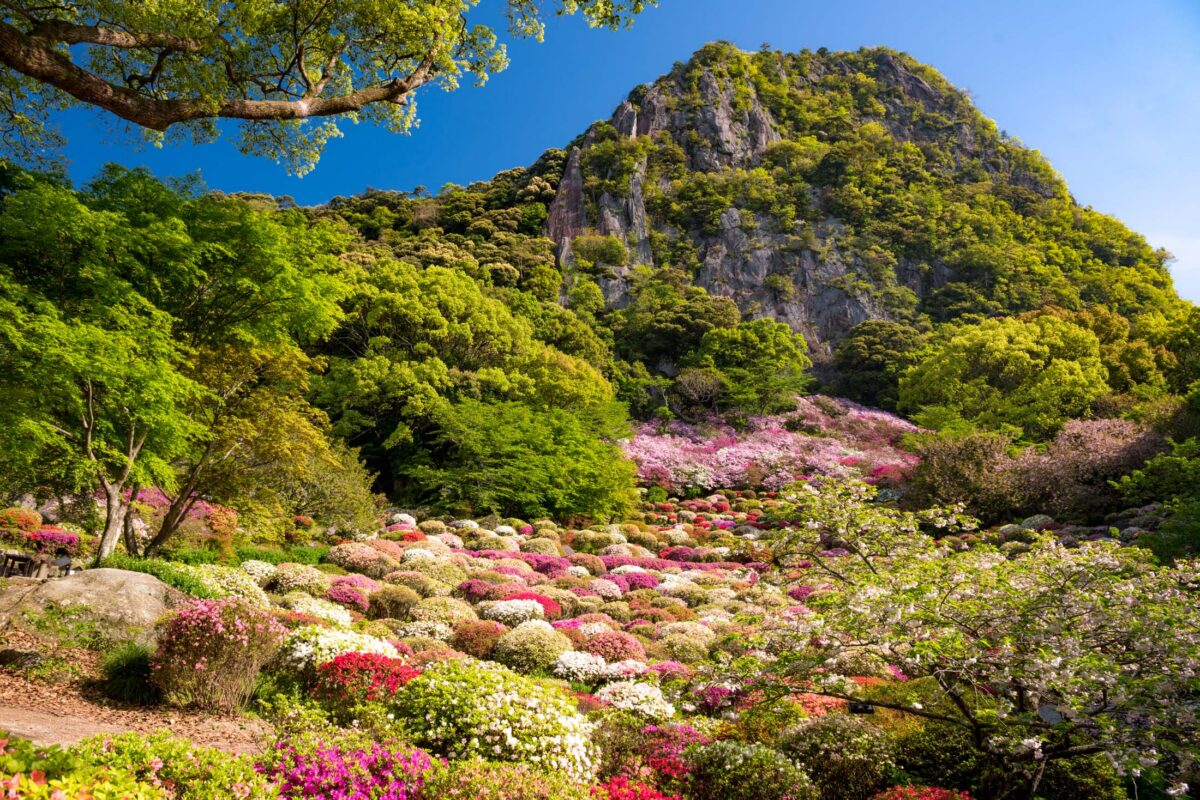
537;42;1179;362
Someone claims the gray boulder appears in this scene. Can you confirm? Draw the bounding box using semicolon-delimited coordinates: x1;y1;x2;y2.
0;568;185;646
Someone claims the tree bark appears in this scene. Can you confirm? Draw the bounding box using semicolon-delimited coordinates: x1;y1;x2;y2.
121;483;142;558
94;481;126;565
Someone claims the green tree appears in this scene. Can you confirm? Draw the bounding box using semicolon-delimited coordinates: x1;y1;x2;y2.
833;320;927;409
898;316;1110;440
689;317;812;415
405;398;636;519
0;0;654;173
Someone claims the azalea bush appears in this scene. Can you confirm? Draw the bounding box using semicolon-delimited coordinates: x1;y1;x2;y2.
417;759;590;800
313;652;421;705
258;734;434;800
73;731;275;800
393;658;597;781
152;599;286;712
278;625;400;675
686;741;816;800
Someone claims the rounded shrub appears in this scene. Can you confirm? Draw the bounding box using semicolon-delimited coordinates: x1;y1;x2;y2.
313;652;421;705
393;658;597;781
368;585;421;620
259;732;435;800
451;619;509;658
781;714;895;800
410;595;478;625
419;759;589;800
492;620;574;674
583;630;646;662
152;598;285;712
687;741;816;800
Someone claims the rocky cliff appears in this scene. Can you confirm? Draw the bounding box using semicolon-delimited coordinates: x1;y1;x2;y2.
538;43;1169;363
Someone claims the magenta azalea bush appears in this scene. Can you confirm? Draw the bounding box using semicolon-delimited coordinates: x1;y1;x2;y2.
258;736;435;800
152;598;286;712
625;396;918;493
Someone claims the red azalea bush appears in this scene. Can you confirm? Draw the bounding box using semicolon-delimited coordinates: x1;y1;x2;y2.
583;631;646;662
593;776;682;800
313;652;421;704
871;788;972;800
152;599;286;712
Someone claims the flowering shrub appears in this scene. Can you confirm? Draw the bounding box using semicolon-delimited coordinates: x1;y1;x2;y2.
367;585;421;620
595;682;675;721
592;776;681;800
492;620;574;674
870;790;972;800
284;594;353;627
451;619;509;658
554;650;609;683
278;625;399;674
686;741;816;800
409;596;477;625
188;564;270;606
582;631;646;662
394;658;597;781
240;559;278;586
625;396;917;493
0;769;162;799
73;731;275;799
482;598;546;626
0;508;41;533
418;759;590;800
501;591;563;619
781;714;895;800
152;599;285;712
270;562;332;595
327;542;399;578
258;734;433;800
325;583;370;614
25;526;81;556
313;652;421;704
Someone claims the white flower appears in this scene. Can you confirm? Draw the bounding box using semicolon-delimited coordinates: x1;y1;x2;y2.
596;680;675;720
482;599;545;626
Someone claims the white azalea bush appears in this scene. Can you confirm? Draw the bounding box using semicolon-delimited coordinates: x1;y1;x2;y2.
278;625;399;673
283;593;353;627
239;559;277;586
188;563;270;606
481;598;545;626
595;680;675;721
394;658;597;781
553;650;608;682
270;562;331;595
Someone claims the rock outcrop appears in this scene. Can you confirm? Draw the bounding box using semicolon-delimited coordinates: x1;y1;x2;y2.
0;568;185;645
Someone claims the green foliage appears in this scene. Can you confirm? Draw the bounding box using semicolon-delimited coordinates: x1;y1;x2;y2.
72;731;277;799
100;641;162;706
102;554;217;598
689;317;813;415
780;714;896;800
686;740;817;800
834;321;928;410
420;759;590;800
572;234;629;266
898;315;1110;440
0;1;654;174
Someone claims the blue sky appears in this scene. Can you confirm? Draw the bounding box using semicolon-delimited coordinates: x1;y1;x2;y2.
50;0;1200;301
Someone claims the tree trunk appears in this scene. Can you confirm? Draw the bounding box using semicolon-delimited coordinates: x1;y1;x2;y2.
142;490;196;558
122;483;142;558
94;481;126;565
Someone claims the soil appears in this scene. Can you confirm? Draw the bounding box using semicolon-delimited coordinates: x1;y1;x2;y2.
0;621;272;754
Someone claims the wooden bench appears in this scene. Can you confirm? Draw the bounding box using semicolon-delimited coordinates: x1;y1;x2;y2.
0;552;52;579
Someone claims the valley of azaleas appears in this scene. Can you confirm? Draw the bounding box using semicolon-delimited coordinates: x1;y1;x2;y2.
2;476;1195;800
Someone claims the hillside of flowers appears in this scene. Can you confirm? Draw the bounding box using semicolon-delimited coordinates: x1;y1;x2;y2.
624;395;919;494
3;477;1196;800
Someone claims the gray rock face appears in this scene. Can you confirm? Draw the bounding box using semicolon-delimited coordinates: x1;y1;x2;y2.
0;568;186;646
542;52;962;364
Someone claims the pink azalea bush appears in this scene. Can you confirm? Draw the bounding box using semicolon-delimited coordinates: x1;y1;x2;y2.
625;396;918;493
259;737;435;800
152;598;286;713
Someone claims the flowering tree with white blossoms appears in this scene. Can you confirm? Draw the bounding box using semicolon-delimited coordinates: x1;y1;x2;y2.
777;538;1199;800
769;478;976;584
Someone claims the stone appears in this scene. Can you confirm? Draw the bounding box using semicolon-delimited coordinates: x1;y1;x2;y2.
0;568;186;646
0;649;43;669
1020;514;1056;531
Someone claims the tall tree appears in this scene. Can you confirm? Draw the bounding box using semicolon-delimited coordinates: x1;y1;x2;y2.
0;0;655;173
